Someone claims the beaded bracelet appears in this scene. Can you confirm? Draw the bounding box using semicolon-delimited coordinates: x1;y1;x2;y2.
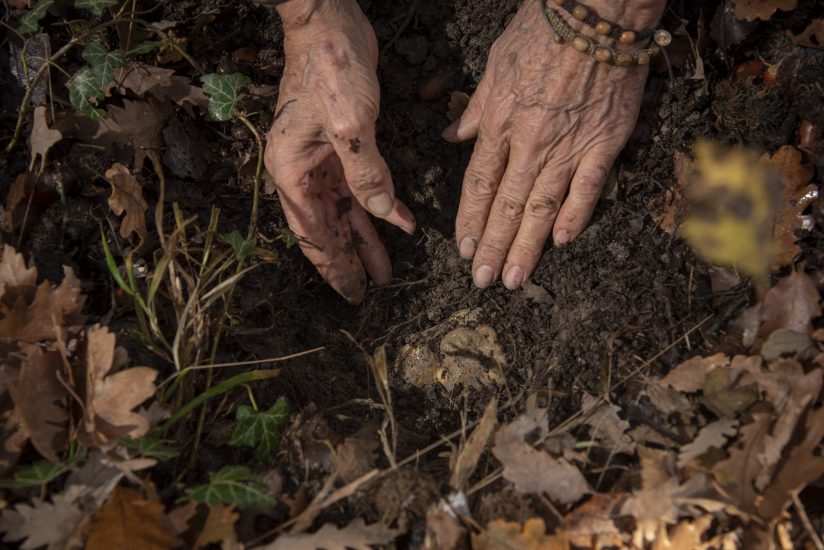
550;0;654;44
543;2;671;67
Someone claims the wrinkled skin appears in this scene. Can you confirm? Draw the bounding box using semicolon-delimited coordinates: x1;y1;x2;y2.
265;0;415;303
443;0;664;289
266;0;665;300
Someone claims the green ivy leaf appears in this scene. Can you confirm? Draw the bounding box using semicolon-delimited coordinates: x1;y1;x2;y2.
18;0;55;34
230;398;289;464
67;66;105;119
184;466;277;509
74;0;118;16
201;73;251;122
120;435;180;461
0;460;67;489
127;40;162;56
81;42;125;71
221;230;256;263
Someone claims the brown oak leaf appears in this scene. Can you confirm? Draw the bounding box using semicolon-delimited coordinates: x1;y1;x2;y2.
262;519;399;550
758;271;821;339
0;485;89;550
85;485;178;550
29;106;62;168
105;163;149;241
733;0;797;21
194;505;239;549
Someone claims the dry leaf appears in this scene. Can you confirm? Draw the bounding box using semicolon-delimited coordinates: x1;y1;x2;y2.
0;485;88;550
8;347;68;462
758;271;821;339
79;325;157;446
762;147;818;269
194;505;239;549
425;506;467;550
659;353;729;393
677;418;738;468
105;163;149;241
29;106;62;169
581;394;635;455
472;518;559;550
261;519;399;550
109;63;208;114
652;151;693;234
792;19;824;49
492;414;590;505
0;245;37;289
450;398;497;489
333;424;379;484
559;493;627;549
733;0;797;21
713;413;771;514
85;485;178;550
651;516;714;550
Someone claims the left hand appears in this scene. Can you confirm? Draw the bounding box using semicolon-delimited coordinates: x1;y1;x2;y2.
443;0;665;289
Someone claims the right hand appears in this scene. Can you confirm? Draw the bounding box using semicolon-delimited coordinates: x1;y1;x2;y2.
265;0;415;303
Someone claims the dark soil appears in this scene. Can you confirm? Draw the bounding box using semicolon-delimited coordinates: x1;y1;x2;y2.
3;0;824;541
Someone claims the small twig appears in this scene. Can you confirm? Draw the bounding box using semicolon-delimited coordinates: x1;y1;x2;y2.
793;492;824;550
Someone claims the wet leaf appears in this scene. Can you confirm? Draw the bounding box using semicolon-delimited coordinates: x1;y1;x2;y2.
85;485;178;550
185;466;277;509
262;519;399;550
202;73;251;122
74;0;118;16
733;0;797;21
107;63;208;113
659;353;729;393
758;271;821;339
17;0;53;34
229;398;289;464
105;163;148;240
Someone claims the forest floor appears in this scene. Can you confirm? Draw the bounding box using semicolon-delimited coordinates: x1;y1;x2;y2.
1;0;824;548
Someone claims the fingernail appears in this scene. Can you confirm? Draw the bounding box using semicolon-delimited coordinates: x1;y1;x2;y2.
442;123;458;141
459;237;478;259
367;193;394;217
504;266;524;290
474;265;495;288
555;230;571;245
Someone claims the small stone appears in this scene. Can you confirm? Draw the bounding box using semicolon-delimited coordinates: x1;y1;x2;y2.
572;4;588;20
619;31;636;44
593;47;613;63
572;35;591;52
595;21;611;35
615;52;634;66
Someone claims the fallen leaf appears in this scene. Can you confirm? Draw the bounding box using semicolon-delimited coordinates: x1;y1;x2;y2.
761;147;818;269
333;423;379;484
2;172;35;233
100;98;173;173
0;245;37;290
79;325;157;446
758;271;821;339
85;485;178;550
185;466;277;510
105;163;149;241
0;485;88;550
677;418;739;468
260;519;399;550
733;0;797;21
659;353;729;393
472;518;558;550
425;505;467;550
194;505;239;549
29;106;62;168
8;347;68;462
652;151;693;234
792;19;824;49
713;413;772;514
229;397;289;464
109;63;208;113
492;413;590;505
581;394;635;455
450;398;497;489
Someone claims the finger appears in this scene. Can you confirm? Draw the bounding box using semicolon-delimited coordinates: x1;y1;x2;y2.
552;148;615;245
333;157;393;285
328;122;416;234
502;164;573;289
442;70;493;143
472;148;543;288
455;132;509;261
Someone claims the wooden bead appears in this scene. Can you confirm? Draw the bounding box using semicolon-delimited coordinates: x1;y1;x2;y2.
572;5;588;20
619;31;636;44
593;47;613;63
636;52;651;65
552;0;564;5
615;52;634;66
595;21;612;35
572;35;591;52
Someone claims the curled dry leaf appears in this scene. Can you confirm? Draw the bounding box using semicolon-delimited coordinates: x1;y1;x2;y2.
492;411;590;505
105;163;149;241
733;0;797;21
79;325;157;446
260;519;399;550
85;485;178;550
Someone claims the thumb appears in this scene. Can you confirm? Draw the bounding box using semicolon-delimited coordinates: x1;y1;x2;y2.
442;71;492;143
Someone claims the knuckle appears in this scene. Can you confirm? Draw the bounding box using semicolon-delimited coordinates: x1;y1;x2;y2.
350;165;388;193
494;193;525;222
328;118;367;141
463;172;498;200
527;193;561;219
509;241;540;262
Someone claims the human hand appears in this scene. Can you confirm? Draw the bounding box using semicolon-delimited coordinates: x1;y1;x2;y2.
443;0;665;289
264;0;415;303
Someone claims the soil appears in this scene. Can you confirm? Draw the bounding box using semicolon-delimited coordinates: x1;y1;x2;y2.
3;0;824;542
